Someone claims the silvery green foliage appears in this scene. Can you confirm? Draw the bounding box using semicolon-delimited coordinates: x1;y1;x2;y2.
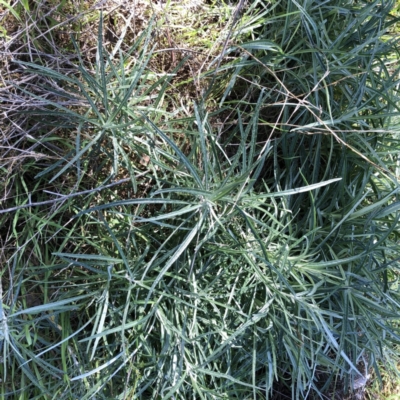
1;1;400;399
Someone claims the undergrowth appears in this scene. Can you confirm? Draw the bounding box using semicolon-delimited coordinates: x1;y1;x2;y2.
1;0;400;399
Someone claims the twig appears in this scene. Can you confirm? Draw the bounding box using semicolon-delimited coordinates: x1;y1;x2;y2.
203;0;247;99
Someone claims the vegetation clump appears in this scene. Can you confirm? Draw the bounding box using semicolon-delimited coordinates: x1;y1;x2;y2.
1;0;400;398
